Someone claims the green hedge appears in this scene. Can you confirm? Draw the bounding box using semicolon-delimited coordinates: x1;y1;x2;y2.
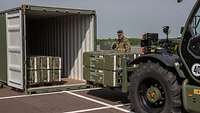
97;38;141;50
97;38;141;46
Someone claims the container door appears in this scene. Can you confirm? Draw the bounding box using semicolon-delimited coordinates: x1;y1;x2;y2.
6;11;24;89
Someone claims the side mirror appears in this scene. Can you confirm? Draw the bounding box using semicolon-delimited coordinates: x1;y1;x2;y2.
177;0;183;3
163;26;169;35
180;26;184;34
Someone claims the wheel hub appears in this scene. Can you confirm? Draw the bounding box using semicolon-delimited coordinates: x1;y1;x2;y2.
146;86;161;103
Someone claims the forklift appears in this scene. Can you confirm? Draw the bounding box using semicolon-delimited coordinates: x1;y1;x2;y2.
129;0;200;113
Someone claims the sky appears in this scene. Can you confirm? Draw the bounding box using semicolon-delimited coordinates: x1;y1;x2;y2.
0;0;197;38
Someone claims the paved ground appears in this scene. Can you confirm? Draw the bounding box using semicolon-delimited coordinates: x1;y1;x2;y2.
0;86;24;97
0;87;132;113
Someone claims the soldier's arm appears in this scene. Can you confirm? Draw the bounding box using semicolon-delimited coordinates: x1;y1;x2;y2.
125;39;131;52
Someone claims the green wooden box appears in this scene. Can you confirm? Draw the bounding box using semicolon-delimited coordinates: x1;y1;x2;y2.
49;69;61;82
83;67;118;87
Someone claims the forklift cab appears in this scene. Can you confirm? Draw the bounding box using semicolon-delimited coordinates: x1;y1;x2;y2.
178;2;200;112
180;1;200;84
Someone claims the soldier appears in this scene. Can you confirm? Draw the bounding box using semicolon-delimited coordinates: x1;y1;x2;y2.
112;30;131;52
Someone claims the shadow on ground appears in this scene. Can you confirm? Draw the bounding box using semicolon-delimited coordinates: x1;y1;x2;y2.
87;88;130;104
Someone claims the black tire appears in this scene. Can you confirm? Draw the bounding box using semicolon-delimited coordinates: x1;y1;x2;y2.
129;62;182;113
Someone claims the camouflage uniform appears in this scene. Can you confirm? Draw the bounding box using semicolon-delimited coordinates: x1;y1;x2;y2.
113;37;131;52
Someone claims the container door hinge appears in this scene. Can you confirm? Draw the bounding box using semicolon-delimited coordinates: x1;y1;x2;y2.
21;5;29;15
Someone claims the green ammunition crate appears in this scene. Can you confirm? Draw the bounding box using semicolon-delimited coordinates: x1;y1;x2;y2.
27;56;62;85
27;70;36;84
39;70;48;83
90;55;104;69
83;51;140;71
35;56;45;69
49;69;61;82
83;67;104;84
48;69;61;82
52;57;62;69
28;69;61;85
27;56;62;70
83;52;91;67
49;70;53;82
39;56;62;69
103;53;137;71
27;57;41;70
83;67;89;81
104;70;118;87
27;69;48;84
89;74;104;84
83;67;118;87
83;52;104;69
40;56;48;69
83;51;141;87
37;56;54;69
27;70;40;84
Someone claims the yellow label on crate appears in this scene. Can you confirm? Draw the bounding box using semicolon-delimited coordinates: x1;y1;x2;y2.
194;89;200;95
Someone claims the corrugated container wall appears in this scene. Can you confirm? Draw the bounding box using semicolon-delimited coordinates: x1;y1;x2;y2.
0;13;7;83
26;14;96;80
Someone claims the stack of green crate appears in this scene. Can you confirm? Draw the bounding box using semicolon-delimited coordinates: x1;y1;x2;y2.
83;51;140;87
27;57;39;84
49;56;62;82
27;56;62;85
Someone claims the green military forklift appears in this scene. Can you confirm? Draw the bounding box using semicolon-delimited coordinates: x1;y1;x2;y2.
83;0;200;113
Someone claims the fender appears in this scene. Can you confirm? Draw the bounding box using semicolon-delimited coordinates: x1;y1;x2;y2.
133;54;179;67
132;54;186;78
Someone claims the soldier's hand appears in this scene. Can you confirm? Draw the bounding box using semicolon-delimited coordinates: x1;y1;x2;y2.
112;43;117;49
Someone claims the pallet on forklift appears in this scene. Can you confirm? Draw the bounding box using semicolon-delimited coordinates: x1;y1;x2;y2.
83;51;140;88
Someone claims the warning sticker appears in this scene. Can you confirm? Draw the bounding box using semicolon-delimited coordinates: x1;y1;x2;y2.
191;63;200;77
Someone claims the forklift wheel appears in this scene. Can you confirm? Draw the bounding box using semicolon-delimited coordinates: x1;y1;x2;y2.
129;62;181;113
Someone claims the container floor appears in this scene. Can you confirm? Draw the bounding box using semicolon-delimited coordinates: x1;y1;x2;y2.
0;88;131;113
0;78;86;97
62;78;86;85
29;78;85;88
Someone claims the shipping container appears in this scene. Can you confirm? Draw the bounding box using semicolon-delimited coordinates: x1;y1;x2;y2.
0;5;96;93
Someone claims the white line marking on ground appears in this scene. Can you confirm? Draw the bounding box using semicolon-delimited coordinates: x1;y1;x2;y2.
0;88;101;100
65;91;130;113
63;104;130;113
0;91;64;100
64;106;110;113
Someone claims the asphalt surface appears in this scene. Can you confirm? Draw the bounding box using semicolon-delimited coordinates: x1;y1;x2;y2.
0;87;132;113
0;86;24;97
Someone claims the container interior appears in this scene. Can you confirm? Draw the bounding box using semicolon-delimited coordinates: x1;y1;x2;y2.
25;11;95;83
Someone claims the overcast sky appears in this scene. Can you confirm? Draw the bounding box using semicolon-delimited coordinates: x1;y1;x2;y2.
0;0;197;38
